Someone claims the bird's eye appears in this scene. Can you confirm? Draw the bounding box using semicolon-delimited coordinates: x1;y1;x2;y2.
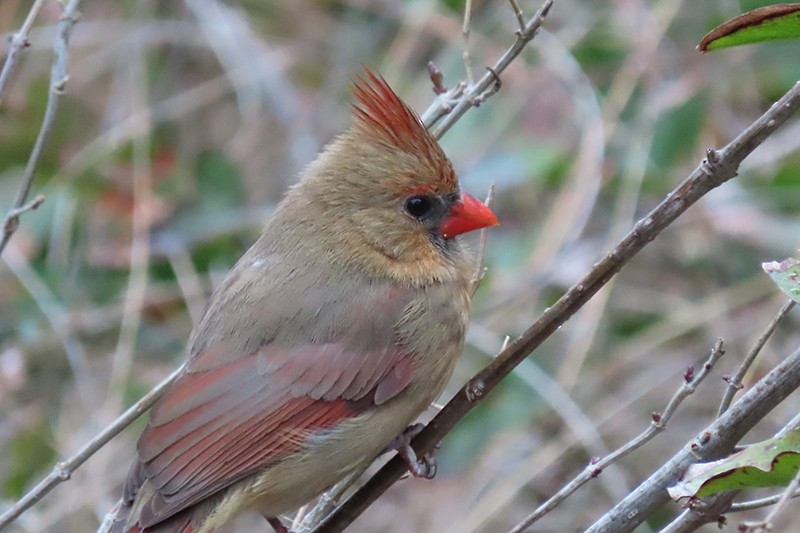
404;196;433;219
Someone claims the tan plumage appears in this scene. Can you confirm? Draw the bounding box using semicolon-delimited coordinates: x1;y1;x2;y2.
102;70;497;533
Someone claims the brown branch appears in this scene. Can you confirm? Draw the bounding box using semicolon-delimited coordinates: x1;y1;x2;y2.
0;0;82;258
311;78;800;533
509;339;725;533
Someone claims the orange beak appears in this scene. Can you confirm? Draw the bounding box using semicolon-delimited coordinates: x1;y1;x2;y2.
440;192;499;239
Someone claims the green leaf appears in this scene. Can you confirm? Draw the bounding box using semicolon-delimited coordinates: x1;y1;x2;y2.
763;257;800;303
668;429;800;500
699;4;800;52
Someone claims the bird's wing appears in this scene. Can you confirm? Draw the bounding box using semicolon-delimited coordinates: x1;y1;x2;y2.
129;277;416;528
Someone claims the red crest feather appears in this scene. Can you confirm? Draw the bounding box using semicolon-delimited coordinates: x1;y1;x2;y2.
351;69;456;190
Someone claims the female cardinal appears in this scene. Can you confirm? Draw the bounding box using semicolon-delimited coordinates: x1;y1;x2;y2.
102;70;498;533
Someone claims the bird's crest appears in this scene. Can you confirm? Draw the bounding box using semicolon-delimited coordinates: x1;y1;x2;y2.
352;69;456;190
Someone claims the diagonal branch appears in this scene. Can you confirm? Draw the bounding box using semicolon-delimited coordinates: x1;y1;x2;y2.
587;341;800;533
311;79;800;533
0;366;182;530
509;339;726;533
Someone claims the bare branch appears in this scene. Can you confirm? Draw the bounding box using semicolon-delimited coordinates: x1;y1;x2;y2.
586;342;800;533
0;366;182;530
420;0;554;137
0;0;46;104
718;299;795;415
729;488;800;513
508;339;725;533
0;0;82;258
508;0;527;32
659;493;738;533
471;183;496;294
462;0;475;86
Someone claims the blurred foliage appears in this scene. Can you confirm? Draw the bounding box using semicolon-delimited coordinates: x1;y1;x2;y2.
1;0;800;532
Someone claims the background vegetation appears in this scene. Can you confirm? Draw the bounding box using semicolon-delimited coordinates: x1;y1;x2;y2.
2;0;800;531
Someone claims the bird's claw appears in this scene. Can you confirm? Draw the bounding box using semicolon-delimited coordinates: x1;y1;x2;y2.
397;441;437;479
387;424;437;479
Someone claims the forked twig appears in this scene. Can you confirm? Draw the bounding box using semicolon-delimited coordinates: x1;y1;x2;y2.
509;340;725;533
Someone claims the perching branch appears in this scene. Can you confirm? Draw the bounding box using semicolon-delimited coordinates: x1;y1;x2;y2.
311;78;800;533
0;0;82;259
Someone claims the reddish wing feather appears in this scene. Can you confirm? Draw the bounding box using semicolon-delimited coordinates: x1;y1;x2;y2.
135;342;414;527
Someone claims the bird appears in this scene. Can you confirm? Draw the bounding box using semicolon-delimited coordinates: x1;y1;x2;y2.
101;69;498;533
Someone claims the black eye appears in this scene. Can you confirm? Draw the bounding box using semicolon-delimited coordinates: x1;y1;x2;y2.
404;196;433;219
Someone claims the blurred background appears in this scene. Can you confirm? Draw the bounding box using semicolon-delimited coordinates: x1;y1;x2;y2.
2;0;800;531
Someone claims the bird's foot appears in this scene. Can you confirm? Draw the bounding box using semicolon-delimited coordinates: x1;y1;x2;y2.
265;515;290;533
386;423;437;479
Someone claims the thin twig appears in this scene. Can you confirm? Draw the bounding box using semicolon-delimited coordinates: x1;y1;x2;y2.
471;183;496;295
0;366;182;530
587;342;800;533
508;0;527;32
420;0;554;137
718;299;795;415
659;492;737;533
508;339;725;533
0;0;47;104
740;468;800;532
777;411;800;438
729;488;800;513
312;77;800;533
462;0;475;86
2;195;46;235
0;0;82;258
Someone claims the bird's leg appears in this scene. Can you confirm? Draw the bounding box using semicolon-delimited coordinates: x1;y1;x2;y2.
385;423;437;479
264;515;290;533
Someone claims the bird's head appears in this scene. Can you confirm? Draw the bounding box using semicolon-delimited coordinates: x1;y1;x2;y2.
284;70;498;282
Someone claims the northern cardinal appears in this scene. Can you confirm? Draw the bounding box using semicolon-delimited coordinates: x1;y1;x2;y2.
102;70;498;533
